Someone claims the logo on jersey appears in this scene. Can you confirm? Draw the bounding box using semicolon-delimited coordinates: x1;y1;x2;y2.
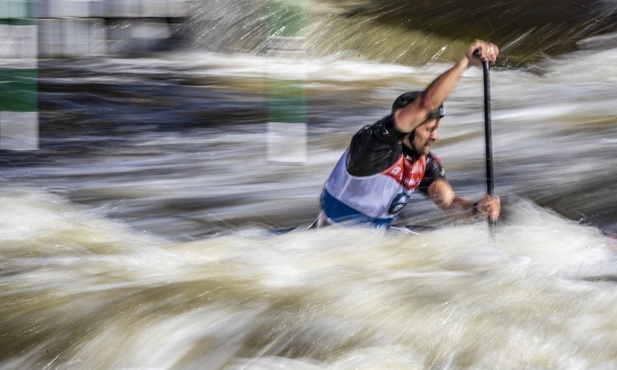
388;193;408;214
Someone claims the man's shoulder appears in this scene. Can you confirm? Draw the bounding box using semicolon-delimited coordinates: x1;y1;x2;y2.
426;152;442;165
347;115;404;176
425;152;445;177
352;115;403;145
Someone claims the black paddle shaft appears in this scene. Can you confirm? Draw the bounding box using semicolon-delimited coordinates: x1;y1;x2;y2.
473;48;496;231
481;60;494;197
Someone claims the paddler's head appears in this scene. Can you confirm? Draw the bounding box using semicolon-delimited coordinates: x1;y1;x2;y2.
392;91;445;156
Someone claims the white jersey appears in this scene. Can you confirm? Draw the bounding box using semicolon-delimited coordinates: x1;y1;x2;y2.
320;150;427;227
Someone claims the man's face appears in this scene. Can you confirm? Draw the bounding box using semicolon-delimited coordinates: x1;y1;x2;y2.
404;118;440;156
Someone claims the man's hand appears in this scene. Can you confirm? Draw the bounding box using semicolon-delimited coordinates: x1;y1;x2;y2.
476;194;501;222
467;40;499;67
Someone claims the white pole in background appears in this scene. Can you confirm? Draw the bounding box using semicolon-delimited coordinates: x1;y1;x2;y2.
266;0;307;163
0;0;39;151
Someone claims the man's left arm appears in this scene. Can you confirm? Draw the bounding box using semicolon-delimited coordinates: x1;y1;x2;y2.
427;179;500;222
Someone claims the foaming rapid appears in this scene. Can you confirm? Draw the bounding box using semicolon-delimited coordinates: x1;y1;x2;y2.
1;188;617;369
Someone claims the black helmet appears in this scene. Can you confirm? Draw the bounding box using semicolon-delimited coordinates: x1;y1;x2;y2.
392;91;445;119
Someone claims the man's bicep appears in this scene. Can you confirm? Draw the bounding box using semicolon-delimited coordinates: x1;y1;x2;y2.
393;98;430;133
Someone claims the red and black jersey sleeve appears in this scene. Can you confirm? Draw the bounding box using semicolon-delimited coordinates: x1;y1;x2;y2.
418;152;446;195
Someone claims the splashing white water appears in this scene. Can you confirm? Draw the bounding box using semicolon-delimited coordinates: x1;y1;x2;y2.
2;188;617;368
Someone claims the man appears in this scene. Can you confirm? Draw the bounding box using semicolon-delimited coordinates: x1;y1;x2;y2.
314;40;501;228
